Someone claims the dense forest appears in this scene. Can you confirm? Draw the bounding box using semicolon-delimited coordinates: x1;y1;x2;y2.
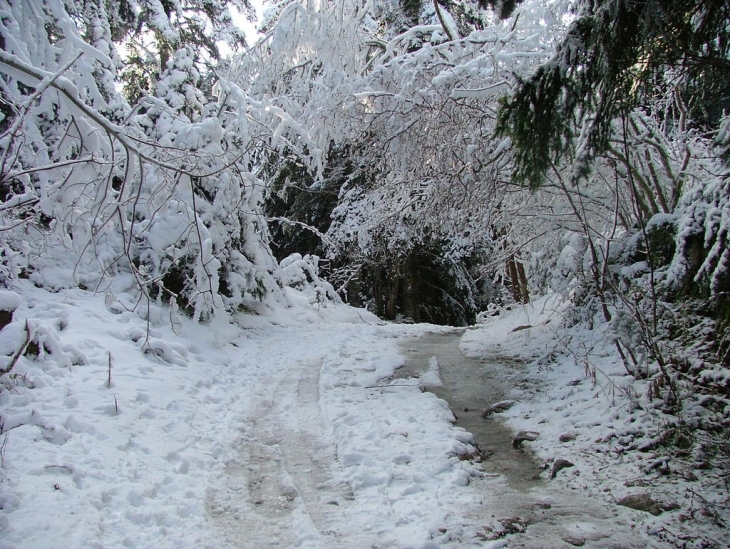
1;0;729;523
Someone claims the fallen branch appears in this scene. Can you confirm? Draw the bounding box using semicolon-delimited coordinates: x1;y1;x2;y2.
365;382;420;389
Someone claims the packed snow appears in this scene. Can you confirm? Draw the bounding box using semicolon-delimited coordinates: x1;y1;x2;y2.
0;281;481;548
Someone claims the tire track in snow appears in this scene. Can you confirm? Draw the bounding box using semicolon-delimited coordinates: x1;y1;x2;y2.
206;332;376;548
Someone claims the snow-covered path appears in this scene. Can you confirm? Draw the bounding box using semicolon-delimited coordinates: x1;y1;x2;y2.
205;320;486;548
400;332;647;548
0;285;485;548
0;285;677;548
205;320;648;549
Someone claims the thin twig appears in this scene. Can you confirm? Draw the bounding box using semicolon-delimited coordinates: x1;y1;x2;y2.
0;320;32;376
365;382;420;389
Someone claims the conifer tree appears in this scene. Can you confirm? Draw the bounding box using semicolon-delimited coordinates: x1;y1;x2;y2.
497;0;730;188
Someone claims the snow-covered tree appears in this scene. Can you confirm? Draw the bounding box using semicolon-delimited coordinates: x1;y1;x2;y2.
497;0;730;189
109;0;255;102
489;0;730;402
0;0;318;324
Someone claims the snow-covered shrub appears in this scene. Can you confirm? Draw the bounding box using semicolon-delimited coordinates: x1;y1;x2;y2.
0;290;21;331
663;152;730;369
0;317;70;382
279;253;339;306
669;166;730;299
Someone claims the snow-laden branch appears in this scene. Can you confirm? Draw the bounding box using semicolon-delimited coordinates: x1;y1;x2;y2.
379;25;442;63
432;0;460;42
0;51;228;179
451;81;513;99
267;216;333;247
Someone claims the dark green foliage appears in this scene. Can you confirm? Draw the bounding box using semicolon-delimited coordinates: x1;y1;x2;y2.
476;0;520;19
264;145;491;326
66;0;255;103
387;1;509;40
643;222;678;269
400;0;422;25
416;253;482;326
496;65;577;189
351;244;482;326
498;0;730;188
625;216;678;268
265;147;366;261
147;255;196;315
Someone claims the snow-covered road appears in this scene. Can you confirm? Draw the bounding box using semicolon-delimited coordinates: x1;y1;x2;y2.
1;285;485;548
0;284;673;548
206;320;487;548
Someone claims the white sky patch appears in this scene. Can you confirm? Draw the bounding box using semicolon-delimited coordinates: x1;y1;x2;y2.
228;0;265;51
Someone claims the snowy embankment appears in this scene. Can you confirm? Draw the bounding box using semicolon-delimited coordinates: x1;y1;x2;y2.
0;282;483;549
461;295;728;548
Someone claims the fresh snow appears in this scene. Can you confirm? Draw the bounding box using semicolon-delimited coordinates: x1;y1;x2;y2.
0;285;723;548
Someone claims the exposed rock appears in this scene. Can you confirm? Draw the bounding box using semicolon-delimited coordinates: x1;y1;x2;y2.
550;458;574;479
563;536;586;546
0;310;13;332
477;517;531;541
512;324;532;332
643;457;671;475
616;493;679;516
682;470;698;482
559;432;577;443
512;430;539;448
624;478;651;488
481;400;516;418
0;290;21;331
499;516;528;534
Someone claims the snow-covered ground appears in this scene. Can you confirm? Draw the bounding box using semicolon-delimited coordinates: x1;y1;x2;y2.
461;296;728;548
0;282;479;549
0;284;724;548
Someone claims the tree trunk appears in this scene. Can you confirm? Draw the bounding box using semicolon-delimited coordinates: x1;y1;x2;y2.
403;250;420;322
372;265;385;317
507;255;530;304
385;262;400;319
347;270;363;308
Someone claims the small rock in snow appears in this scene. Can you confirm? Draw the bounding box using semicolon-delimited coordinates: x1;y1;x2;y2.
616;493;679;516
481;400;516;418
499;516;528;534
624;478;651;487
512;430;539;448
549;458;574;479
